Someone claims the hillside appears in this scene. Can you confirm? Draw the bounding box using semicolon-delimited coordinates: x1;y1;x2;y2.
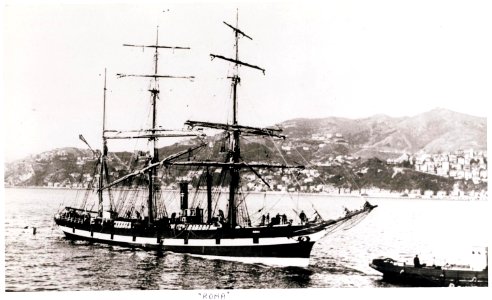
280;108;486;160
4;108;487;194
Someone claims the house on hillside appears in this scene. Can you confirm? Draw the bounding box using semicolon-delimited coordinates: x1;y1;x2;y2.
423;190;434;197
436;190;447;198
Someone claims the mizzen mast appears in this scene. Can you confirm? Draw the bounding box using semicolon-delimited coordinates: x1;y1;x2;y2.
115;26;194;226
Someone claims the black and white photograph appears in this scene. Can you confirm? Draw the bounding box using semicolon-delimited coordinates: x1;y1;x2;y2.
2;0;490;297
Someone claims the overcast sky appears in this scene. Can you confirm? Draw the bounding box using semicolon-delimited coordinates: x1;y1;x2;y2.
2;0;491;161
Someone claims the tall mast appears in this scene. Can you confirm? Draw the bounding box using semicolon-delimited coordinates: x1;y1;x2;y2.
229;10;241;228
118;27;194;226
210;10;264;228
184;14;304;226
151;27;159;162
232;10;239;125
147;27;160;226
98;68;108;217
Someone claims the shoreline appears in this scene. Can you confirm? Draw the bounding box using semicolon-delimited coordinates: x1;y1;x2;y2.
4;186;487;201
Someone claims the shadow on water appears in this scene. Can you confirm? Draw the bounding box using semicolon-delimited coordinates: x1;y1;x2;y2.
132;252;163;290
39;233;368;290
46;236;356;290
166;254;314;289
370;277;414;288
175;255;242;289
275;266;314;288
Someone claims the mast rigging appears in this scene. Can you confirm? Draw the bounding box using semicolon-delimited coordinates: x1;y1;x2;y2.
117;26;194;226
208;11;267;228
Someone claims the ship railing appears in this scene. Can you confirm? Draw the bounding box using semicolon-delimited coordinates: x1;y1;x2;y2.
58;215;88;224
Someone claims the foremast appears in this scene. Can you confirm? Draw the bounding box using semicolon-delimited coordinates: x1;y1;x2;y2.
98;69;108;217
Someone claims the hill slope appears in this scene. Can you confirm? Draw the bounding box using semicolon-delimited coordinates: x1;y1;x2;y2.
280;108;486;160
4;108;486;192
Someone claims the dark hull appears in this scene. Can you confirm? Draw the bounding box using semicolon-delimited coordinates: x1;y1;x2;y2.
55;216;326;265
370;258;488;287
63;231;315;258
54;202;376;266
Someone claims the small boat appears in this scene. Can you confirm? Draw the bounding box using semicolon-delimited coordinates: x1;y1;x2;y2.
370;254;488;287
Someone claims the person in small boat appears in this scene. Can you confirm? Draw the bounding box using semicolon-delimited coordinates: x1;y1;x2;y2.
414;255;421;268
299;210;307;224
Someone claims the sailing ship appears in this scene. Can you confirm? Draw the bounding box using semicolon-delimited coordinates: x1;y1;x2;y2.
54;14;377;267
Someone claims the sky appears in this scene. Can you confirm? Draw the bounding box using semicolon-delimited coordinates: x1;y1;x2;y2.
2;0;492;161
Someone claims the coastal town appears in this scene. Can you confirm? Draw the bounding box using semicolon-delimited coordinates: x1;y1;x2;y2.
5;140;488;200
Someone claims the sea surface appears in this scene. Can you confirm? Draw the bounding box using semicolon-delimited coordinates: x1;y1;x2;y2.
3;188;489;292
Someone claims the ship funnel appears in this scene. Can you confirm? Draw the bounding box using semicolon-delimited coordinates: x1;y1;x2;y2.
180;182;189;210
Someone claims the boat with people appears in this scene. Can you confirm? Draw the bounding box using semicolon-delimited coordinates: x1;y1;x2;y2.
370;249;488;287
54;11;377;267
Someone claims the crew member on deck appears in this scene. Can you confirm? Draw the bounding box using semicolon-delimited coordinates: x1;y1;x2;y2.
218;210;225;223
275;213;280;225
195;206;201;223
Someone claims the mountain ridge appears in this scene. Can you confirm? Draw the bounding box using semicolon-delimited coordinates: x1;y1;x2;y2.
4;108;487;190
280;108;486;159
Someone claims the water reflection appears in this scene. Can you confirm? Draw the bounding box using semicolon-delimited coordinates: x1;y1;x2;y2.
5;189;489;290
278;267;313;288
133;251;162;290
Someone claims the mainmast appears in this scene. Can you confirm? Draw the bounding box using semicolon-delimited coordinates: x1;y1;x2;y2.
148;27;160;226
117;26;194;226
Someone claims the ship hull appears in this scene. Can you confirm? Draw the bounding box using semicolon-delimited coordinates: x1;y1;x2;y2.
54;202;375;266
62;229;314;258
55;220;325;266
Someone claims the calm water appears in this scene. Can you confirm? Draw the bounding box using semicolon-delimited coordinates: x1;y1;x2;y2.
3;188;489;291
